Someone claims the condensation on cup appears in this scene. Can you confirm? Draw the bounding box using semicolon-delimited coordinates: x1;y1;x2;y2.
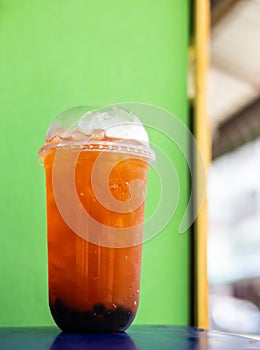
38;105;155;332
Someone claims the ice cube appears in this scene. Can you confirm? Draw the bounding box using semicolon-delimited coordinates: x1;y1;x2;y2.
45;105;149;145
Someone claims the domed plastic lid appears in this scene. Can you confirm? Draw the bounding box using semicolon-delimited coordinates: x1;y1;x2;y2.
38;105;155;162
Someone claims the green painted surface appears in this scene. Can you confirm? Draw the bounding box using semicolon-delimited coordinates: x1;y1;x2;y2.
0;0;189;326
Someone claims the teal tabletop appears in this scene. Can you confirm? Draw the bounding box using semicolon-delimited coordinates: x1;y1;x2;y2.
0;325;260;350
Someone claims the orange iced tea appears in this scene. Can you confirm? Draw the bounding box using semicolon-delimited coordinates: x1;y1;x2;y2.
44;142;149;332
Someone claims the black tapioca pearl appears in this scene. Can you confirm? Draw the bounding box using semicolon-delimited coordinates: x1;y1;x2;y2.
70;310;90;328
52;299;69;317
51;299;70;325
50;299;75;331
104;309;117;326
115;307;133;328
51;301;135;332
84;310;94;319
104;309;113;320
93;303;106;315
103;307;134;330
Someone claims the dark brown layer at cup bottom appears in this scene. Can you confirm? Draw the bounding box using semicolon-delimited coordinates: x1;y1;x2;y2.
50;299;136;333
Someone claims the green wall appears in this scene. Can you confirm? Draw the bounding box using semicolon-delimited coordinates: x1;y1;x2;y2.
0;0;189;326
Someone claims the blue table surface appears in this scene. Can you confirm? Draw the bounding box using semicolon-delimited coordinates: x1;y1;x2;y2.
0;325;260;350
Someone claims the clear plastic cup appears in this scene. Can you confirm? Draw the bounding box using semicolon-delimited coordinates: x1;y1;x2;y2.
38;106;155;332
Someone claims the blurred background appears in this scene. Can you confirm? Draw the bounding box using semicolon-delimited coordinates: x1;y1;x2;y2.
207;0;260;335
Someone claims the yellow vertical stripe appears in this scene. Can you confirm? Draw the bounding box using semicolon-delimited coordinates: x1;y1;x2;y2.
194;0;211;329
